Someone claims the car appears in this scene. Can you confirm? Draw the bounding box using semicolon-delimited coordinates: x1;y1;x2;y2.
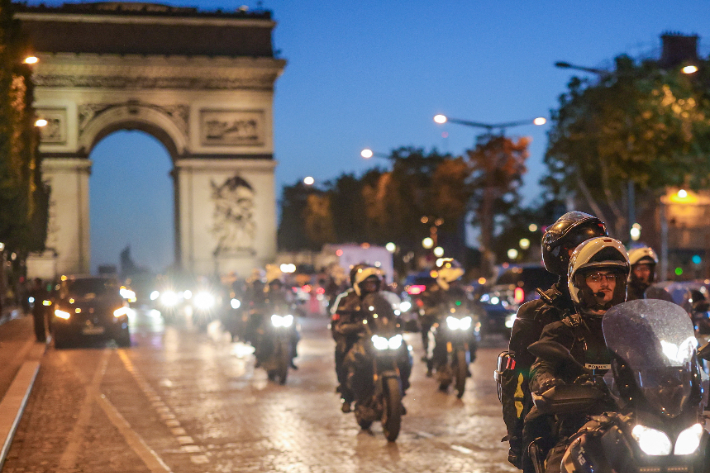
51;275;131;348
479;264;558;335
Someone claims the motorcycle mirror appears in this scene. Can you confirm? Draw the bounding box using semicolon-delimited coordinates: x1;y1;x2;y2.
529;341;588;372
698;341;710;361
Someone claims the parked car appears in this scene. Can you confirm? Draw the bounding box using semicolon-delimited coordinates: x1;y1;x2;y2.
51;275;131;348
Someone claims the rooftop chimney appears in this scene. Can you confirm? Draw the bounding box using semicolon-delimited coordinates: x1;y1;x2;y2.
659;32;699;68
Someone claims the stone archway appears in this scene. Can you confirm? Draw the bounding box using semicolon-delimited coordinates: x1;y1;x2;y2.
18;2;286;277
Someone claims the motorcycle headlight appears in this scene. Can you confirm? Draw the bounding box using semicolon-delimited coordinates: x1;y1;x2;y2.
194;292;215;310
632;425;672;456
371;335;389;350
271;314;294;328
505;313;517;328
399;301;412;312
113;306;131;318
388;334;403;350
459;316;472;330
150;291;160;301
674;423;704;455
160;290;179;307
54;309;70;320
446;316;460;330
230;298;241;309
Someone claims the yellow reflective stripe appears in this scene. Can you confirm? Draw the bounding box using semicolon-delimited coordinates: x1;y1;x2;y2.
514;373;524;418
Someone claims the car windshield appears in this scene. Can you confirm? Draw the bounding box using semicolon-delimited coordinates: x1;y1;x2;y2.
64;278;118;298
603;299;696;417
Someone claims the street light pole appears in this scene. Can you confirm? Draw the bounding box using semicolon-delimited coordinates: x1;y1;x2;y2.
360;148;392;160
433;114;546;136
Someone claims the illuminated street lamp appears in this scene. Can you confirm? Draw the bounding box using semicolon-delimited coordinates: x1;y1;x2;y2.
433;246;444;257
385;242;396;253
682;65;698;74
360;148;391;160
507;248;519;260
519;238;530;250
630;223;641;242
303;176;315;186
24;56;38;65
34;118;47;127
433;114;546;135
422;237;434;249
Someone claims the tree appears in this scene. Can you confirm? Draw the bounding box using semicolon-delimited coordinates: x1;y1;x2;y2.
467;135;530;275
543;54;710;236
0;0;48;256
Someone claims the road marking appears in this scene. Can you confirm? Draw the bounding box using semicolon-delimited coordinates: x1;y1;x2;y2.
58;350;110;470
0;361;40;470
417;431;434;438
96;394;172;473
117;349;209;463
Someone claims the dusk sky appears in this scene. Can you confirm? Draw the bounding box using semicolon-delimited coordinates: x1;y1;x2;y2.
41;0;710;273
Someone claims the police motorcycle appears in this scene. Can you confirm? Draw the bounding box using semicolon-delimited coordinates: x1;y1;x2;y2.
350;292;409;442
432;298;480;398
258;299;298;385
529;299;710;473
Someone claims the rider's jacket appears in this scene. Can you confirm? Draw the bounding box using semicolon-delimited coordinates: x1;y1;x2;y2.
501;282;573;468
331;289;367;351
529;313;611;394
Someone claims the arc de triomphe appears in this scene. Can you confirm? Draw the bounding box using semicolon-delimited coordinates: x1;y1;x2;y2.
18;2;286;277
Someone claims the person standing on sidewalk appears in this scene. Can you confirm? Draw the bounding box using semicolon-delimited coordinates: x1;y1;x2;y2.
29;278;48;342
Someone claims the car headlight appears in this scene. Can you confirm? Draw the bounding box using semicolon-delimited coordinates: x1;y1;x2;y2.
674;423;704;455
113;306;131;318
632;425;672;456
399;301;412;312
271;314;294;328
505;313;517;328
230;298;241;309
194;292;215;310
150;291;160;301
54;309;70;320
160;290;179;307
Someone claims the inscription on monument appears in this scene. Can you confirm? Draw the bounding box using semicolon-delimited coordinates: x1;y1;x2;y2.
37;108;67;144
200;110;264;146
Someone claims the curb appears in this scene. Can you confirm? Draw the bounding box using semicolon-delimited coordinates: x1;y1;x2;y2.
0;360;40;470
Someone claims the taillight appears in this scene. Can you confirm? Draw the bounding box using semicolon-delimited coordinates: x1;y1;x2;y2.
514;287;524;304
407;285;426;295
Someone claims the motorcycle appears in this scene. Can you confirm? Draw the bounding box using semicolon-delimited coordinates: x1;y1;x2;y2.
529;299;710;473
351;293;409;442
259;300;298;385
432;299;480;398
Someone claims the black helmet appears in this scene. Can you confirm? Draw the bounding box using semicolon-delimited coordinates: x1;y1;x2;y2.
542;211;608;276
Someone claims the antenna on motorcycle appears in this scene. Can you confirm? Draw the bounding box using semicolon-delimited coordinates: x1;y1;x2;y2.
698;341;710;361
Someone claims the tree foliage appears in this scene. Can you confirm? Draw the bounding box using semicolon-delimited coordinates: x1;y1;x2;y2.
0;0;48;256
543;54;710;235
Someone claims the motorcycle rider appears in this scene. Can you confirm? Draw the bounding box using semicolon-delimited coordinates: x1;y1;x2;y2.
343;266;412;412
626;246;658;301
330;264;368;412
430;259;478;381
256;266;299;370
527;236;630;473
418;279;443;373
500;211;608;471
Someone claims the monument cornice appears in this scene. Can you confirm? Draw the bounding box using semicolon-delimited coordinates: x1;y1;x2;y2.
32;54;286;90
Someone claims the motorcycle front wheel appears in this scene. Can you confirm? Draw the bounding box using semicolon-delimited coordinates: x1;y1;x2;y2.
455;350;467;398
381;377;402;442
277;341;289;385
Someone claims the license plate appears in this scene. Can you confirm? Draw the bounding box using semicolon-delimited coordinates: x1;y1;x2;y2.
82;326;105;335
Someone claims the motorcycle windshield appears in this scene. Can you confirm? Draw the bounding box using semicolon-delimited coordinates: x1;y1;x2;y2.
603;299;696;417
362;293;398;338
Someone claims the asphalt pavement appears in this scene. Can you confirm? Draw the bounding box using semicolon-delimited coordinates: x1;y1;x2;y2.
1;308;515;473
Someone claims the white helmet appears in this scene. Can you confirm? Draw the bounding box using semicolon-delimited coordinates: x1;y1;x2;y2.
436;266;465;291
568;237;630;311
353;266;383;296
628;246;658;266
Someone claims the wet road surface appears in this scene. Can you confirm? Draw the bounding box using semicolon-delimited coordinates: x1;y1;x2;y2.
3;308;516;473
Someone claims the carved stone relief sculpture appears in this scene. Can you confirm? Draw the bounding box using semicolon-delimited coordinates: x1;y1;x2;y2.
200;109;264;146
210;175;256;256
37;108;67;144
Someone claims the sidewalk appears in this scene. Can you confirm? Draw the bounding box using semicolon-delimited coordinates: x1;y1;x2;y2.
0;307;47;470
